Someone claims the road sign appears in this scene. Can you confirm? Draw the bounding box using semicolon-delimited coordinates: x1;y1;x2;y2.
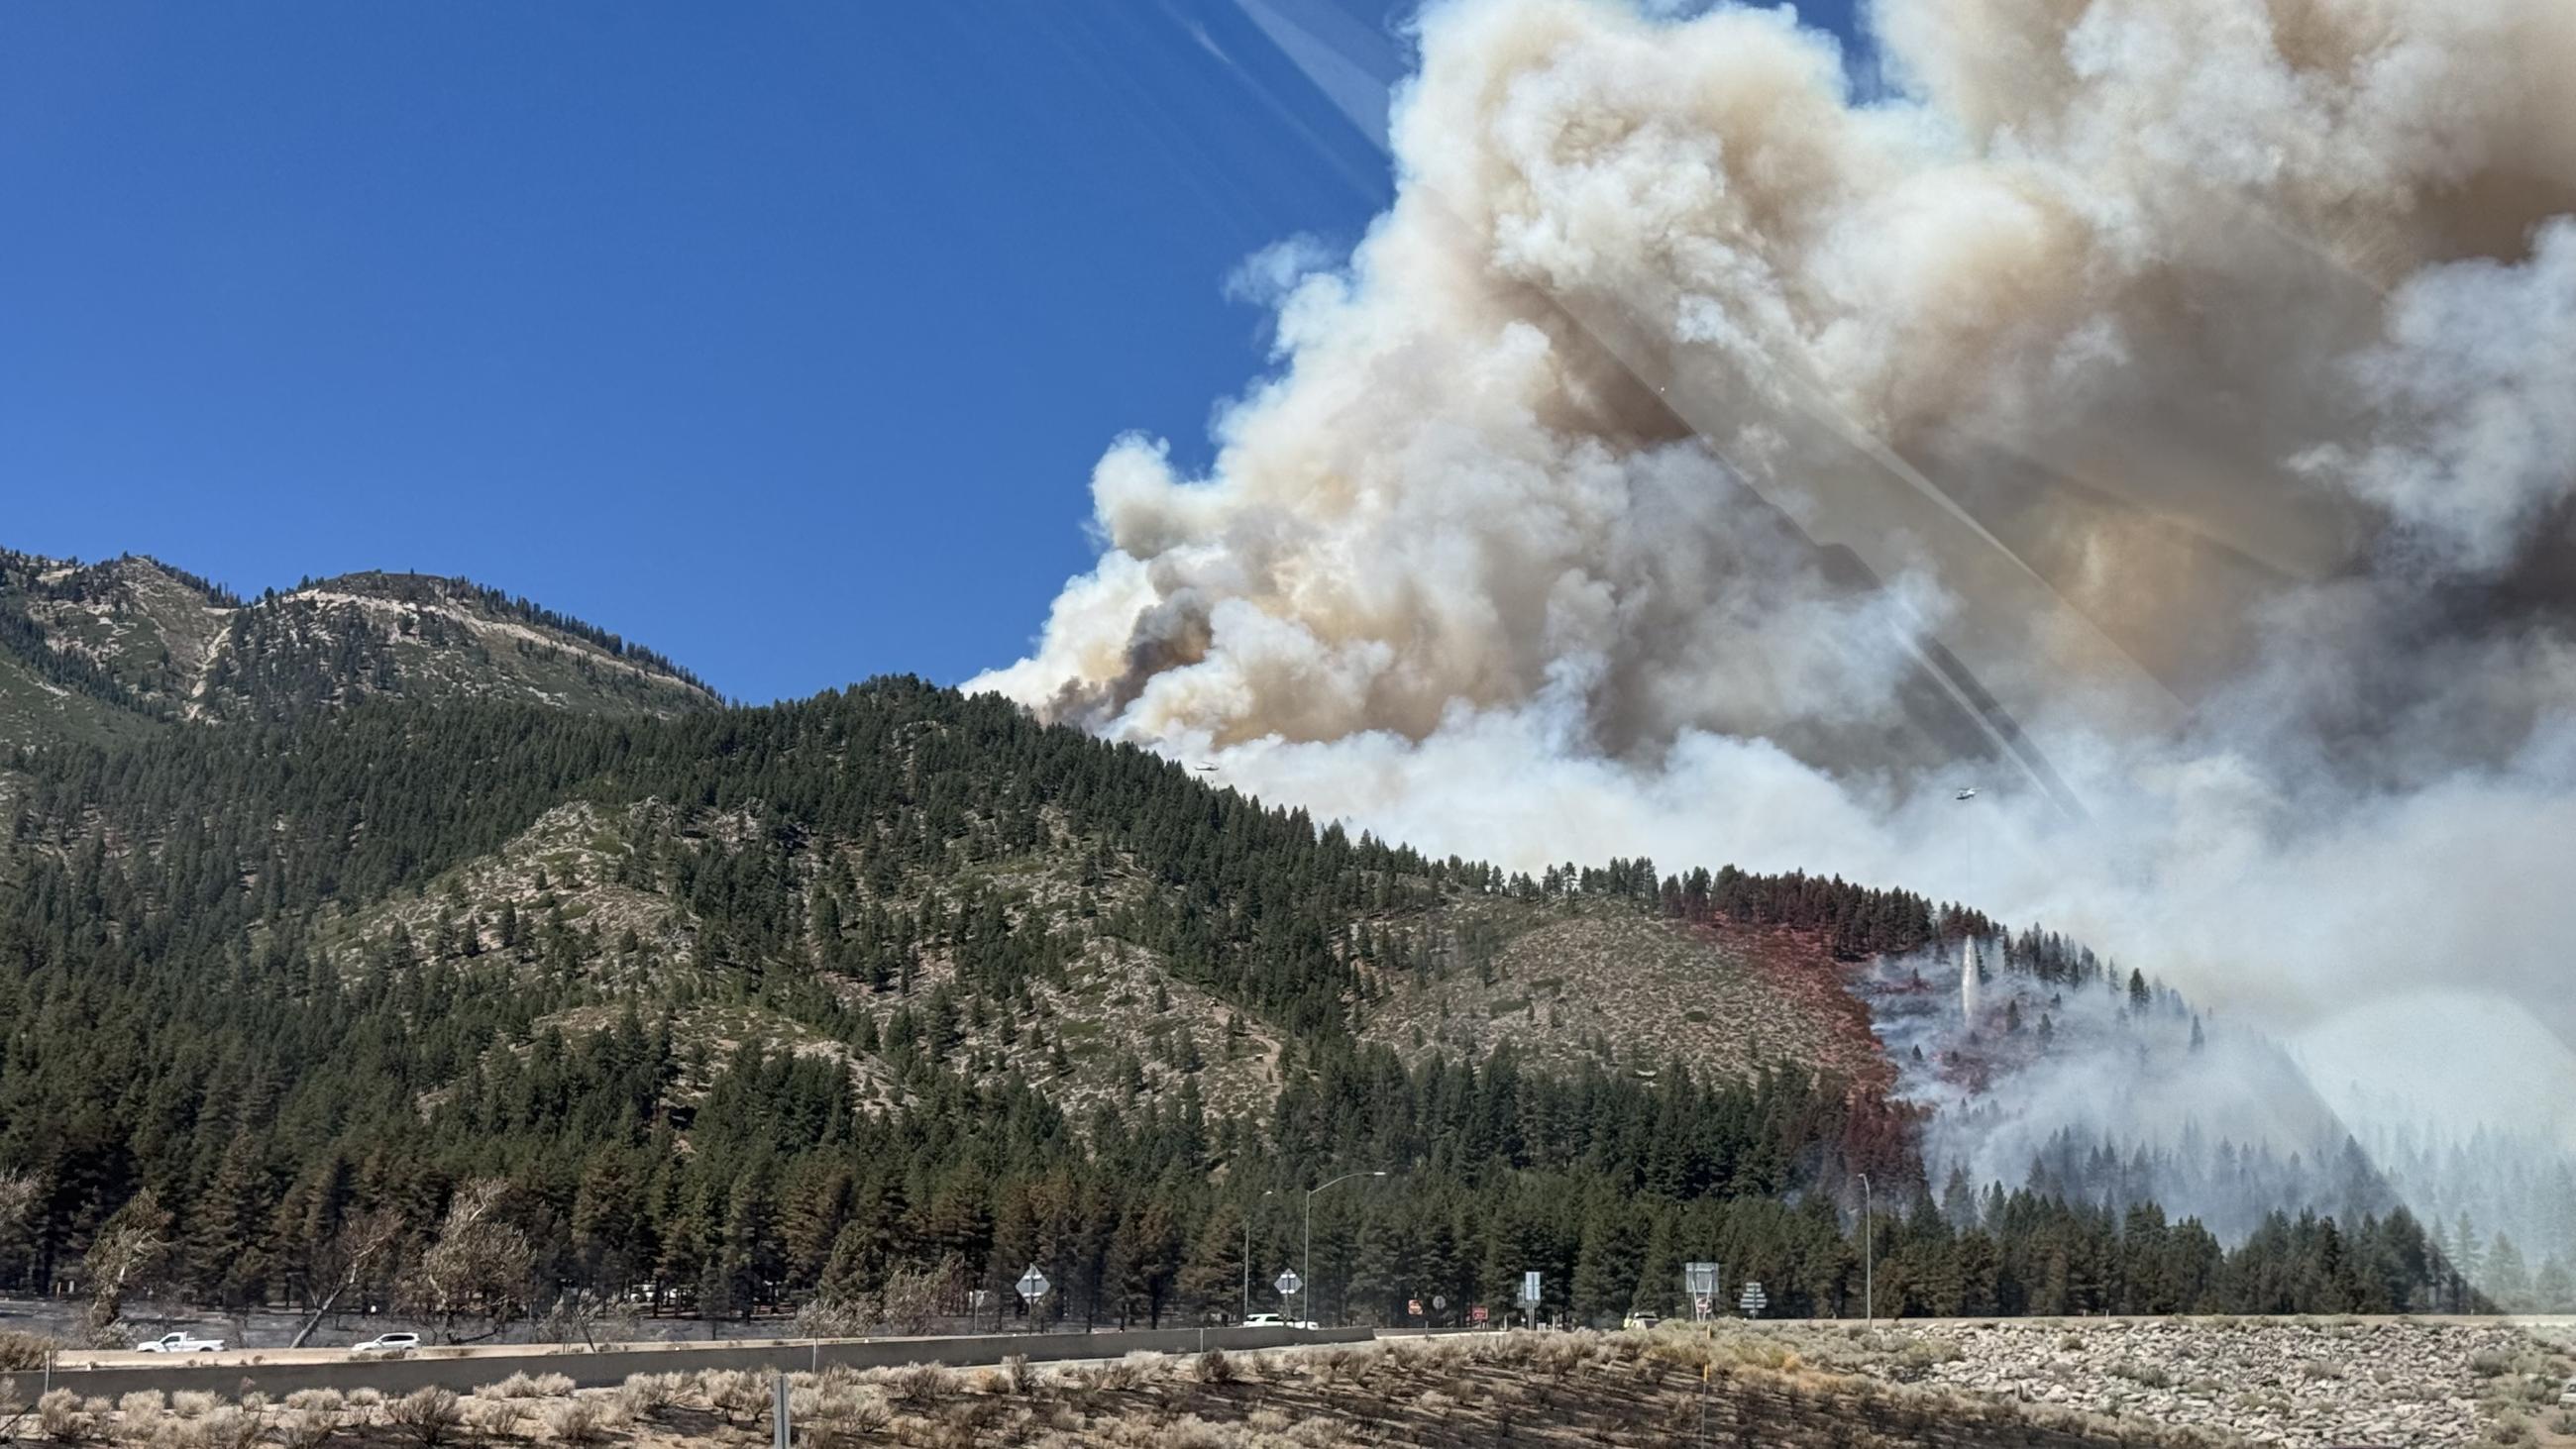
1016;1265;1050;1301
1682;1262;1720;1296
1432;1294;1447;1311
1519;1271;1542;1305
1694;1294;1711;1317
1408;1298;1423;1317
1738;1281;1768;1318
1275;1269;1302;1296
1469;1304;1489;1324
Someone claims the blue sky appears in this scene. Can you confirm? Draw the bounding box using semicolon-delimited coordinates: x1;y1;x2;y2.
1;0;1862;704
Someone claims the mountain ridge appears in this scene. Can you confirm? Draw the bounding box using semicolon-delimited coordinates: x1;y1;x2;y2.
0;549;718;746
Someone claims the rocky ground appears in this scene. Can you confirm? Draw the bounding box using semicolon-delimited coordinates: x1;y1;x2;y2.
1359;905;1884;1087
1713;1317;2576;1448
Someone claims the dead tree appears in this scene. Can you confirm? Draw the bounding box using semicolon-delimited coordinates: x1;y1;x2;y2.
407;1180;534;1343
82;1190;173;1348
288;1207;406;1349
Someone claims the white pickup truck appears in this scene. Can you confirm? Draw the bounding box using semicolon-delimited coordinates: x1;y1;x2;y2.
136;1332;226;1353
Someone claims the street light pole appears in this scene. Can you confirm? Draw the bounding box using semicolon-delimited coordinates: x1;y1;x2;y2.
1858;1173;1874;1327
1305;1171;1387;1328
1242;1189;1274;1323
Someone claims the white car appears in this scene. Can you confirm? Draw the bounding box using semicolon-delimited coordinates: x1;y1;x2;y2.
351;1333;421;1355
1239;1312;1285;1327
137;1332;225;1353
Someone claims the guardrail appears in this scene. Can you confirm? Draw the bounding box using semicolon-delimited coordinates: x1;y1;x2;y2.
2;1325;1374;1402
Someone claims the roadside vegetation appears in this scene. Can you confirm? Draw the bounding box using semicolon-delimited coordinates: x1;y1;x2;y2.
0;1331;2262;1449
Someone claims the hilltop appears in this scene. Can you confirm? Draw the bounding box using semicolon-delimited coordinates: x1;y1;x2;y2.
0;551;715;746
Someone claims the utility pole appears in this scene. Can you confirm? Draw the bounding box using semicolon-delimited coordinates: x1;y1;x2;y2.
1859;1173;1874;1327
1305;1171;1386;1328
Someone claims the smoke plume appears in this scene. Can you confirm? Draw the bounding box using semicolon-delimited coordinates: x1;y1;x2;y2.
974;0;2576;1182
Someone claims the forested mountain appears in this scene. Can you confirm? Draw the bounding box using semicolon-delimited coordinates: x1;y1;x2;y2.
0;551;714;747
0;548;2487;1345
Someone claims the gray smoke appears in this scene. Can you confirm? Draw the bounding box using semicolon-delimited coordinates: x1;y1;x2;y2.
973;0;2576;1232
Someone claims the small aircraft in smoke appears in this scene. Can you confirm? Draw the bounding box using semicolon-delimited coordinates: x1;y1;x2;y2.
1954;785;1979;801
1193;763;1221;774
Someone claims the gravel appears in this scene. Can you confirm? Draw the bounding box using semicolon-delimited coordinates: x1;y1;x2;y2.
1841;1318;2569;1447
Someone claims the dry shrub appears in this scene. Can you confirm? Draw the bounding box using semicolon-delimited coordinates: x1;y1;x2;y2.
387;1387;464;1446
1539;1336;1592;1381
704;1369;769;1424
1195;1346;1235;1385
1093;1356;1145;1392
802;1391;891;1449
1156;1414;1242;1449
168;1391;219;1419
930;1394;1008;1437
38;1389;97;1443
276;1406;344;1449
118;1394;171;1444
1314;1347;1361;1385
0;1330;61;1371
459;1397;521;1440
887;1363;953;1406
1720;1336;1797;1372
182;1406;265;1449
540;1398;608;1444
613;1372;685;1421
484;1373;573;1401
1005;1353;1036;1396
329;1385;379;1435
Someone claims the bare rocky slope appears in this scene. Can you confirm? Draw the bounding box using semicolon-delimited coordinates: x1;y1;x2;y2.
0;550;715;747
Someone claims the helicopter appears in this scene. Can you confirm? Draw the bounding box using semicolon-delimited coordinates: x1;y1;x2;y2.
1954;785;1979;801
1193;763;1221;774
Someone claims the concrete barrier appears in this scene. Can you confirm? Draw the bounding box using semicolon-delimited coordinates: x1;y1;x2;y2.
2;1325;1374;1402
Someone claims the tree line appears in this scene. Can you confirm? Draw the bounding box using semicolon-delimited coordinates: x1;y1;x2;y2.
0;678;2485;1341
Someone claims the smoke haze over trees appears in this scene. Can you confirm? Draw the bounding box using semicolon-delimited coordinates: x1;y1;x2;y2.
976;0;2576;1200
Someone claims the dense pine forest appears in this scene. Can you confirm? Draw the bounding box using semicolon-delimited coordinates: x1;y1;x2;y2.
0;557;2491;1342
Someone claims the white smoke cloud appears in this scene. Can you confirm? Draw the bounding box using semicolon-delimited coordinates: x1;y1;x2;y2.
977;0;2576;1163
2306;219;2576;573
